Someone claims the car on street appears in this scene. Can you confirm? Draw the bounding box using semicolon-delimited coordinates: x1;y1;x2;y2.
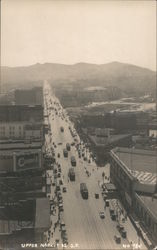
57;191;62;197
59;179;63;185
60;221;66;228
57;153;60;158
103;195;108;202
99;212;105;219
57;196;63;203
62;232;68;239
106;200;109;207
60;126;64;132
95;193;99;199
66;143;71;151
59;200;63;205
114;235;121;244
121;230;127;238
56;185;60;191
59;204;64;212
62;187;67;192
117;225;127;238
111;213;116;221
61;225;66;232
58;168;61;173
63;238;68;245
54;173;57;179
71;156;76;166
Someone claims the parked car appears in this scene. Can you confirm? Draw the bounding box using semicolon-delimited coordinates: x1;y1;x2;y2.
117;224;124;232
99;212;105;219
54;173;57;179
59;204;64;212
95;193;99;199
60;221;66;228
111;213;116;221
58;168;61;173
59;179;63;185
105;200;109;207
63;187;67;192
121;230;127;238
56;185;60;191
114;235;121;244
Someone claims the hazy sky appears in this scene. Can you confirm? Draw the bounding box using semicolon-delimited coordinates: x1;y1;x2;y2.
1;0;156;70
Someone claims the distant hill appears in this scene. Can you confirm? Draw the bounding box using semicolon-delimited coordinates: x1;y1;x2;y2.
1;62;156;95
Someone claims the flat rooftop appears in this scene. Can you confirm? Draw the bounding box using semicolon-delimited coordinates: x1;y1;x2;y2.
112;147;156;185
89;134;131;146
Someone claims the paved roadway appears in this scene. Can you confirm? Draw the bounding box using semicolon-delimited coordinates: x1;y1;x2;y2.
44;82;147;250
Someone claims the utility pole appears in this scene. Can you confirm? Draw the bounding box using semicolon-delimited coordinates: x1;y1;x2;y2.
0;0;1;95
102;171;105;184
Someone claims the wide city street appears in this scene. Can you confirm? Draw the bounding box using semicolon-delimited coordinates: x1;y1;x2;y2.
44;81;147;250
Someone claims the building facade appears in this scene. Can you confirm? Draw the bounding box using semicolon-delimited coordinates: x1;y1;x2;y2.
14;87;43;106
110;147;157;245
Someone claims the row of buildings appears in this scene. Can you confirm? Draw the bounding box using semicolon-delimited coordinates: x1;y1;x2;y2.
0;87;50;249
110;147;157;246
70;103;157;246
73;110;157;165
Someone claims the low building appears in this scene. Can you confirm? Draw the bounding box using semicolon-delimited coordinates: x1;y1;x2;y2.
105;111;149;132
110;147;157;245
0;105;43;123
0;122;43;140
0;105;44;142
110;147;156;196
14;87;43;106
88;130;132;165
133;194;157;244
0;198;50;249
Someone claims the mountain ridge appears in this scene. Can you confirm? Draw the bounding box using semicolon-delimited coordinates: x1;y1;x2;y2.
1;62;156;96
1;61;156;72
